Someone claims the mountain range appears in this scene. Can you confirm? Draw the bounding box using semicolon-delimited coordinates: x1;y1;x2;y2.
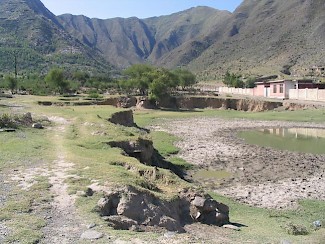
0;0;324;80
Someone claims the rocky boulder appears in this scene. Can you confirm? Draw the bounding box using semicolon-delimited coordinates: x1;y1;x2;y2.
189;196;229;225
95;186;230;233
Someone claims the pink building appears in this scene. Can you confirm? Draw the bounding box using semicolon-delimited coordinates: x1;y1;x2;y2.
254;79;316;99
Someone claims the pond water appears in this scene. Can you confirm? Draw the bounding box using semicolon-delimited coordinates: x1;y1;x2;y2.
239;128;325;154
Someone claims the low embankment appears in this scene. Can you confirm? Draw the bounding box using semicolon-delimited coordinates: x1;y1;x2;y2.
38;95;324;112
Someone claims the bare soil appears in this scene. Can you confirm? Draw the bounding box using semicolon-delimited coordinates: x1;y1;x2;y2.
157;118;325;209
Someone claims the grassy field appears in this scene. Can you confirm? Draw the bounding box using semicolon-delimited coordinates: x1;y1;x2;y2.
0;95;324;243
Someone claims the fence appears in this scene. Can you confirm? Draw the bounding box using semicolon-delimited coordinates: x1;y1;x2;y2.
218;87;255;96
289;89;325;101
219;86;325;102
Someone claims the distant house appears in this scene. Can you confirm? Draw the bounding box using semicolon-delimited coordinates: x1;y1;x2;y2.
254;79;324;99
310;66;325;77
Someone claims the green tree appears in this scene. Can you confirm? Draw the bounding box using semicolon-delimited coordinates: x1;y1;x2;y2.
123;64;155;95
5;76;17;94
223;71;244;88
72;71;90;86
121;64;182;102
149;79;168;101
45;68;69;94
148;68;178;102
245;77;257;88
173;69;197;89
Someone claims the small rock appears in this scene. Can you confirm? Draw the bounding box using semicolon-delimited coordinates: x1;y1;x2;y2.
313;220;322;228
130;224;143;232
85;187;94;196
105;215;138;230
32;123;43;129
80;230;104;240
87;223;96;229
192;196;206;208
164;231;177;238
223;224;240;231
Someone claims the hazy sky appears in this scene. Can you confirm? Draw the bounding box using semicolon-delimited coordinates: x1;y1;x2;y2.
41;0;243;19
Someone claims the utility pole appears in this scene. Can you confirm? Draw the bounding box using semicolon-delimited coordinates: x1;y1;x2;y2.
14;51;17;79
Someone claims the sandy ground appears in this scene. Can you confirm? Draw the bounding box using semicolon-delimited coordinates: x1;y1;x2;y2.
157;117;325;209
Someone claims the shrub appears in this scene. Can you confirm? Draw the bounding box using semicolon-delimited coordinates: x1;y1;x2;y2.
283;222;309;235
0;113;17;128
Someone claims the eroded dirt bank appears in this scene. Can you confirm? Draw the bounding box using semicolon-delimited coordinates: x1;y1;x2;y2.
156;118;325;209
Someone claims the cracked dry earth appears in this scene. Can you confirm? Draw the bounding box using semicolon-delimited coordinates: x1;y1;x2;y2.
157;117;325;209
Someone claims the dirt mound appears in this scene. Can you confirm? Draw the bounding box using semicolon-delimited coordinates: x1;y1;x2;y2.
108;138;154;165
108;137;184;178
108;110;135;127
95;186;229;232
283;102;324;110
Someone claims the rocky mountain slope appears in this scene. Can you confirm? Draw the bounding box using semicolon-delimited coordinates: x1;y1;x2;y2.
0;0;324;79
188;0;325;79
58;7;230;68
0;0;110;74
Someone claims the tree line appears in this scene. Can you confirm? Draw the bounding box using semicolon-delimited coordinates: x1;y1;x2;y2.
0;64;197;102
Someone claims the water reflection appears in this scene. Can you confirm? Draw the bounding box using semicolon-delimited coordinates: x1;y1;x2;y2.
239;128;325;154
259;128;325;139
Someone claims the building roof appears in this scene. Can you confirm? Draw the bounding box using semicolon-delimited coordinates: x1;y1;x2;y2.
255;79;313;85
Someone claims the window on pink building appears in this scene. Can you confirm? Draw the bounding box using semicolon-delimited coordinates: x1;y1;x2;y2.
279;84;284;93
273;84;277;93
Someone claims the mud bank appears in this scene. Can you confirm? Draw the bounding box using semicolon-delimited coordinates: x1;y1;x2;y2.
157;118;325;209
159;96;283;112
37;96;309;112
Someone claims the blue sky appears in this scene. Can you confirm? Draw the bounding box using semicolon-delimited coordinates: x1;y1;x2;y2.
41;0;243;19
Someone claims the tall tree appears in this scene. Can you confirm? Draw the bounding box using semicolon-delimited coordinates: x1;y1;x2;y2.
5;76;17;94
45;68;69;94
173;69;197;90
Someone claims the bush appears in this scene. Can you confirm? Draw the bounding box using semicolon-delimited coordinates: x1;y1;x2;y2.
0;113;17;128
283;222;309;235
88;91;103;99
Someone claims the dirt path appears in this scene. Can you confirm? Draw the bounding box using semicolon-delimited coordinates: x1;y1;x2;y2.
157;117;325;209
41;116;84;243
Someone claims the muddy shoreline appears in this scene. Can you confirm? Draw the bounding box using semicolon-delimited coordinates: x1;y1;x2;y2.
156;118;325;209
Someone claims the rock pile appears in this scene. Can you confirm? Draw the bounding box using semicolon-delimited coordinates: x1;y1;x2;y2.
95;186;230;233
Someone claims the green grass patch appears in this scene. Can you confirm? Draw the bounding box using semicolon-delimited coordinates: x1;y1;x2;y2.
169;157;193;170
150;131;180;156
1;178;52;244
135;108;325;127
210;192;325;243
